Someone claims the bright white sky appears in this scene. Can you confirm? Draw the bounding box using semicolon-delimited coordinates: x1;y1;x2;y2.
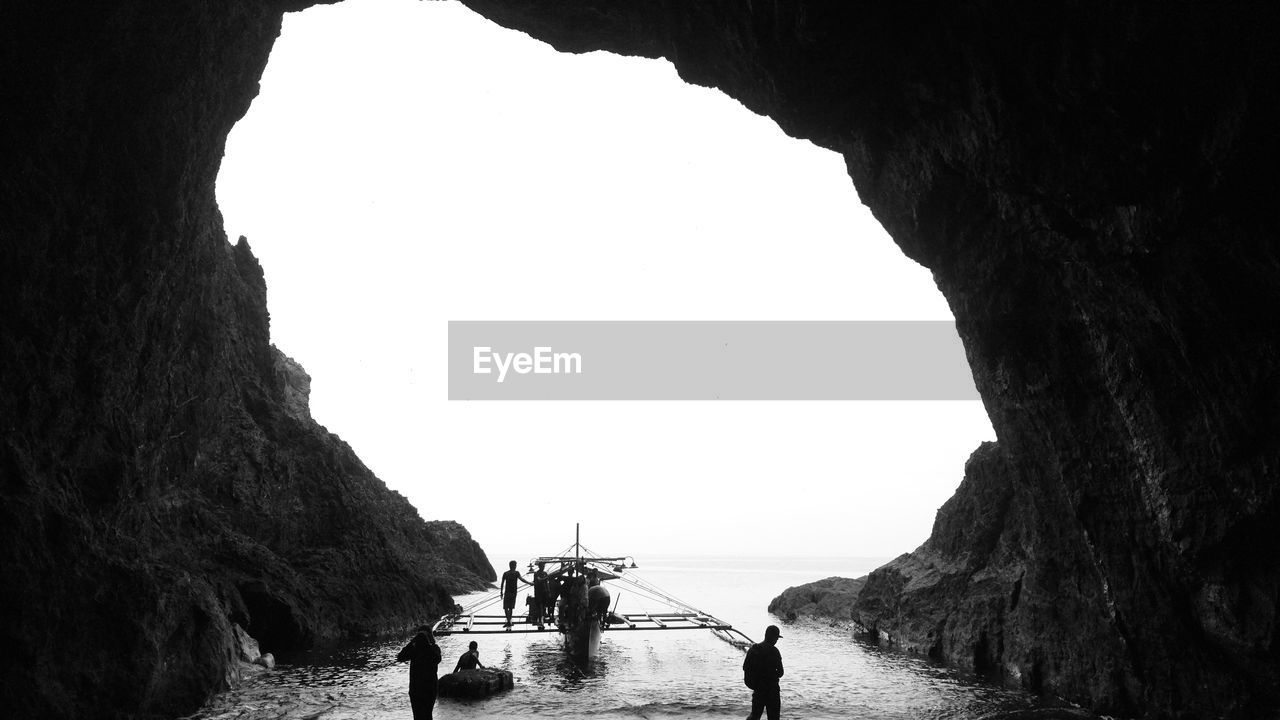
215;0;996;561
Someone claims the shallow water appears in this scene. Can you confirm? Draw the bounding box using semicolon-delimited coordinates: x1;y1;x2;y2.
190;557;1055;719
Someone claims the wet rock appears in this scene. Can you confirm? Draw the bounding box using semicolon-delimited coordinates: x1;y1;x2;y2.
254;653;275;670
767;576;866;622
232;623;262;664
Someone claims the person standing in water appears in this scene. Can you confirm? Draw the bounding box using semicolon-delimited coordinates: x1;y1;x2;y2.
500;560;532;628
396;628;442;720
453;640;485;672
743;624;784;720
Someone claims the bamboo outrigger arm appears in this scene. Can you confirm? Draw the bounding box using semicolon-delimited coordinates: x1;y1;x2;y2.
429;527;758;651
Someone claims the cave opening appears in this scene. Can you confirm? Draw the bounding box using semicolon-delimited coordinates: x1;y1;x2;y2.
238;582;307;654
215;0;994;562
8;3;1279;718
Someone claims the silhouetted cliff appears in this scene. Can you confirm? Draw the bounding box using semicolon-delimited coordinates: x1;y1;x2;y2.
426;520;498;590
0;5;491;718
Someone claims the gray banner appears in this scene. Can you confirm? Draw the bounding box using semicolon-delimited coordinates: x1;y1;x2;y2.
448;321;978;400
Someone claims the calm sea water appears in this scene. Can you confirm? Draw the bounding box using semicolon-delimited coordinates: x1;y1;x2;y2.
189;556;1054;719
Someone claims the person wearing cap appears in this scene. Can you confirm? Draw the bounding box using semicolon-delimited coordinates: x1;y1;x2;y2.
742;624;785;720
396;627;442;720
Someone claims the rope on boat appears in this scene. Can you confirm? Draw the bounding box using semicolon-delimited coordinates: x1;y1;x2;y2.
434;543;760;653
574;544;712;616
570;546;759;653
714;627;756;651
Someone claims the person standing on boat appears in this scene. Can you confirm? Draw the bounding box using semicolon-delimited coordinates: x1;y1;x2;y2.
500;560;532;628
396;628;442;720
546;574;563;624
743;625;784;720
533;562;551;628
453;640;485;672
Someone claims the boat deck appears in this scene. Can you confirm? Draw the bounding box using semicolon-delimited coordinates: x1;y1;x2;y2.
433;612;735;635
430;527;755;647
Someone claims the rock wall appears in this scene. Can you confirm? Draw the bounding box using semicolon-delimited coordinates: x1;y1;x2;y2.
425;520;497;590
452;2;1280;717
0;3;492;718
271;347;313;423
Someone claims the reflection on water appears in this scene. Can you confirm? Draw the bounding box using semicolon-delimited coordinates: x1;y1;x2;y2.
522;642;608;692
189;558;1066;720
190;628;1050;720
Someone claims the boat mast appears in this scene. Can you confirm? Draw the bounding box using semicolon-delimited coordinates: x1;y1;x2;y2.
575;522;580;563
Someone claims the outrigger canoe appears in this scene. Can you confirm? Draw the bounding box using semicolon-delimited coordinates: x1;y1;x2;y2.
430;524;754;660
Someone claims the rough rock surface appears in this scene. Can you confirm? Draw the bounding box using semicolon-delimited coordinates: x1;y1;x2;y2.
271;348;313;424
0;4;492;718
450;2;1280;718
425;520;497;592
768;576;866;623
232;623;262;665
4;2;1280;719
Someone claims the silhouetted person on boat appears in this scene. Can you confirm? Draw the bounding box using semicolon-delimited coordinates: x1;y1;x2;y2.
743;625;784;720
396;627;442;720
533;561;551;626
546;575;563;624
525;594;543;628
453;640;485;672
500;560;533;629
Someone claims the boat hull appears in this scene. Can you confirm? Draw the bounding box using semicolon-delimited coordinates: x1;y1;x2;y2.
562;616;601;659
557;574;603;659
